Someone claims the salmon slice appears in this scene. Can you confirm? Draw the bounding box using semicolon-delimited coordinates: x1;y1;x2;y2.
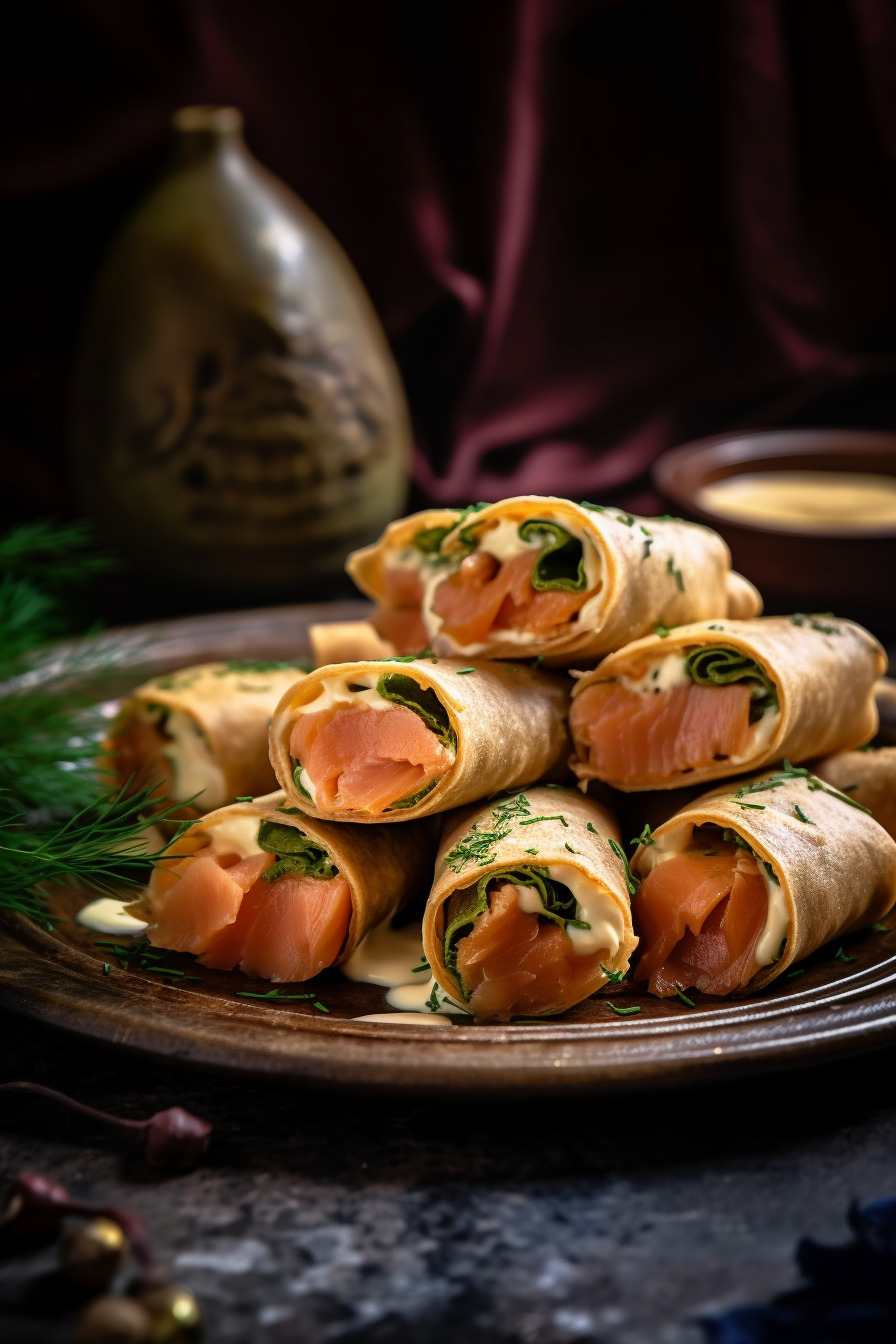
633;846;768;995
370;605;430;655
145;849;272;954
380;564;424;608
570;680;754;785
146;843;353;981
453;883;611;1021
431;550;588;647
234;874;351;981
290;703;454;813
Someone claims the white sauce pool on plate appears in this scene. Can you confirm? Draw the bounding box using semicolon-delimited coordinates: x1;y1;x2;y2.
352;1013;453;1027
698;470;896;531
76;897;148;937
341;919;469;1018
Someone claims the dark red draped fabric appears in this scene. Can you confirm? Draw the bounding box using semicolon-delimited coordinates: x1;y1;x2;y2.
4;0;896;520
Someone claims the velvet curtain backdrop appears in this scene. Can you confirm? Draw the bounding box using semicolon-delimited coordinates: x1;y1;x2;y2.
4;0;896;522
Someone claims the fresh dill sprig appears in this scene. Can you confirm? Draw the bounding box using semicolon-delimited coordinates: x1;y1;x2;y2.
0;783;195;926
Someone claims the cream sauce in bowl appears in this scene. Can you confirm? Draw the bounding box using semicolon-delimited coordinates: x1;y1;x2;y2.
697;471;896;532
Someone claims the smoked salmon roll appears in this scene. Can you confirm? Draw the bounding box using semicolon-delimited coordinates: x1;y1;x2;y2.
107;661;309;815
346;507;467;654
269;657;573;823
629;766;896;997
570;616;885;793
422;786;637;1021
130;792;436;982
408;496;761;666
814;747;896;841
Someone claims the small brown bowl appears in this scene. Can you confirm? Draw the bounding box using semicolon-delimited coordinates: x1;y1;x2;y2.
652;428;896;637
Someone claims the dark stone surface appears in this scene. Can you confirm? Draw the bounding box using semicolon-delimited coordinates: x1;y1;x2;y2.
2;1010;896;1343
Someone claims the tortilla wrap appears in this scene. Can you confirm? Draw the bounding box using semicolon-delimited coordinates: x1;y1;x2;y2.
107;661;308;813
416;496;762;665
570;616;885;791
630;769;896;992
422;786;637;1018
269;657;573;822
814;746;896;842
133;790;436;967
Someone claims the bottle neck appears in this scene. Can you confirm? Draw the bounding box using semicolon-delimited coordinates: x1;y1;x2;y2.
168;105;246;167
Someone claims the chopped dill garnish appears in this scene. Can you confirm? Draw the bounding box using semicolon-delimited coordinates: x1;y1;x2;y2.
236;988;317;1002
631;823;655;848
601;964;627;985
606;1002;641;1016
564;842;576;853
655;623;672;638
794;805;815;825
858;743;875;753
586;822;599;835
427;982;441;1013
834;946;857;964
608;837;638;895
639;524;653;559
443;793;533;871
525;847;539;855
529;654;545;670
872;923;889;933
519;814;568;827
666;557;685;592
455;667;476;675
785;967;806;979
791;613;840;635
102;963;110;975
734;761;871;814
735;801;766;811
313;1000;330;1014
235;796;253;803
411;957;430;974
96;936;200;980
676;989;696;1008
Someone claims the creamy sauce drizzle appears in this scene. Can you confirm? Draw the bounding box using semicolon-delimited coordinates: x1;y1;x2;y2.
698;471;896;532
352;1013;453;1027
76;897;148;936
341;919;469;1017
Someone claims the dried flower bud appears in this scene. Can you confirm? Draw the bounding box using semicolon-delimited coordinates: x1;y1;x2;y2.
76;1295;153;1344
136;1284;203;1342
143;1108;211;1171
0;1171;71;1237
60;1216;130;1288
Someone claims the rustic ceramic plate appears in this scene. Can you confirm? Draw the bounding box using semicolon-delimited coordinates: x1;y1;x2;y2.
2;602;896;1095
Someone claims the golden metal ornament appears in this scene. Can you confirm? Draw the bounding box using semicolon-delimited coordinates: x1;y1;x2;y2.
136;1284;204;1343
59;1216;130;1289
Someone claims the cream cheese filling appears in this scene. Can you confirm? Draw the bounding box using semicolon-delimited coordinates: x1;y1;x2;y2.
204;813;265;861
510;861;626;959
141;705;229;812
422;515;603;650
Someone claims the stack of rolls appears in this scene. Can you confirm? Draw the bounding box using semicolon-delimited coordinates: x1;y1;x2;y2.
126;495;896;1021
